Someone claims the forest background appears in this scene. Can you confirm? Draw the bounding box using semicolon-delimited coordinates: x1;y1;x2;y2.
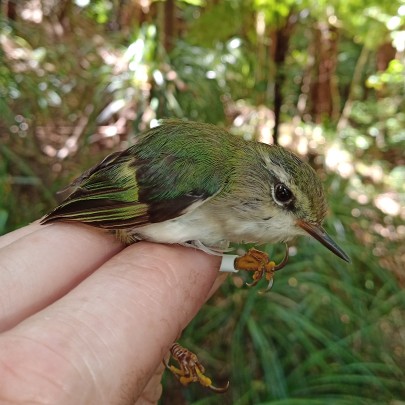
0;1;404;404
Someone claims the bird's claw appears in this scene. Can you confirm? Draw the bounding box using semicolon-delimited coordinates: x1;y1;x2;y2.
164;342;229;393
234;244;289;292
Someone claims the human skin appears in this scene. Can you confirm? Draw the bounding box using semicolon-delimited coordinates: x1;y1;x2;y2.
0;222;223;404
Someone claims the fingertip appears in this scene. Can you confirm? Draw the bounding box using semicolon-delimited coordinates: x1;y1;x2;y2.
0;222;124;332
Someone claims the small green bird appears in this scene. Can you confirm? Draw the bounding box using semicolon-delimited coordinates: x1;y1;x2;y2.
41;119;349;263
41;119;349;392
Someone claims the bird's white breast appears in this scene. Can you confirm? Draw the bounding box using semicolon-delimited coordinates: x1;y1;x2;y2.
130;202;304;250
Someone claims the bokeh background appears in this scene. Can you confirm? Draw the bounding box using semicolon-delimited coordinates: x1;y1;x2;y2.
1;1;404;404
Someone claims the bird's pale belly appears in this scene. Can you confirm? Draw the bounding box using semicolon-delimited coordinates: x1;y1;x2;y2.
123;203;304;250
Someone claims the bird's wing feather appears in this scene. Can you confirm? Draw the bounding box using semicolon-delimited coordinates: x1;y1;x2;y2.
41;126;227;229
41;151;150;229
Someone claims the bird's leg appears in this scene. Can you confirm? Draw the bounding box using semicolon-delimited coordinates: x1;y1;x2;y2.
163;342;229;393
234;245;289;292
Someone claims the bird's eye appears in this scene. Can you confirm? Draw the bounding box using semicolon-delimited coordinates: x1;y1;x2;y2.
274;183;293;205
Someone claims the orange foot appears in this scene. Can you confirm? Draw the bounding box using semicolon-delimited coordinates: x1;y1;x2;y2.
164;342;229;393
234;245;289;292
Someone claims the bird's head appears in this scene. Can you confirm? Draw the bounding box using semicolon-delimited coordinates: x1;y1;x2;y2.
255;144;350;262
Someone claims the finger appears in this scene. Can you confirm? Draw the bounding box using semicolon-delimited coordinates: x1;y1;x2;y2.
207;272;228;299
134;262;228;405
0;222;123;332
0;221;43;249
135;363;165;405
0;242;221;404
134;271;228;405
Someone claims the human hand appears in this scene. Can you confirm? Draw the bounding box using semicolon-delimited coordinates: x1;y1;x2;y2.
0;222;223;404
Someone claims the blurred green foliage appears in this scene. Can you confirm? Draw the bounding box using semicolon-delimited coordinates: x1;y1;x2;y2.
0;0;404;404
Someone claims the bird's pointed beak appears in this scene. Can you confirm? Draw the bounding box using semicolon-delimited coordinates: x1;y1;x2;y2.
297;220;350;263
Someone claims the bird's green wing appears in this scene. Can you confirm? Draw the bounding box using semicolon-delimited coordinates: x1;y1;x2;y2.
41;150;149;229
41;123;229;229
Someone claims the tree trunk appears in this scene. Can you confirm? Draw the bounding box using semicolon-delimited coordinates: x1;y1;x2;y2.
375;41;397;99
376;42;396;72
164;0;176;52
270;14;296;145
6;0;17;20
293;27;315;125
309;22;339;123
